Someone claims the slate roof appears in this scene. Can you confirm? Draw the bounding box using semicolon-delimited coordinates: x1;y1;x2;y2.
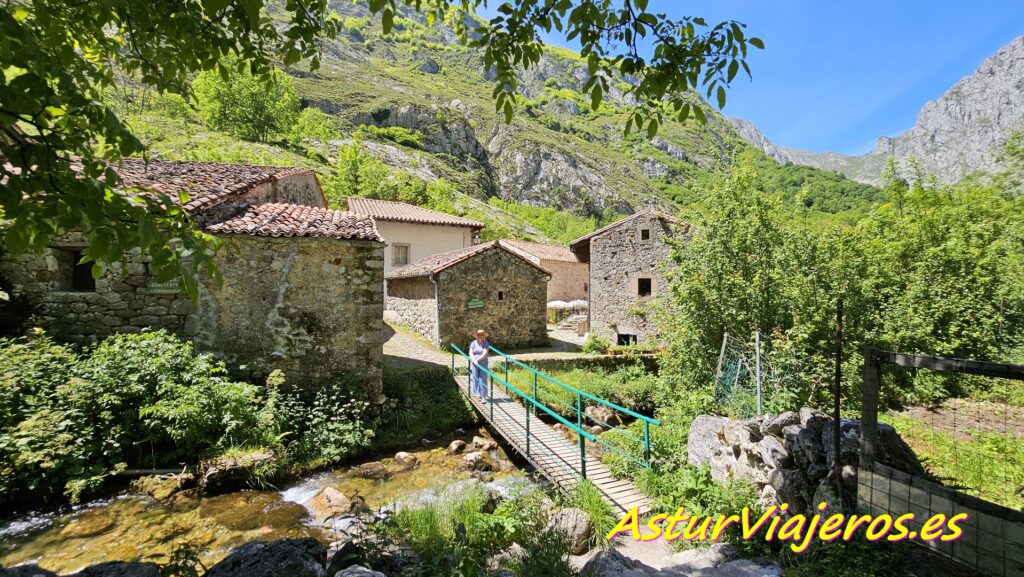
205;203;382;242
386;241;549;279
347;197;484;229
499;239;580;263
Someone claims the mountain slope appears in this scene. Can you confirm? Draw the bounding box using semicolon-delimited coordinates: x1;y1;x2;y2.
735;36;1024;185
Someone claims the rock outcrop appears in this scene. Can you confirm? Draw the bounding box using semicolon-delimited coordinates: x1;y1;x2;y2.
687;409;923;514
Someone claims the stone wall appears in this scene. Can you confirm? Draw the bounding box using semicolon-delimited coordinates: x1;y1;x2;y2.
194;235;384;400
0;232;385;399
437;248;549;349
0;234;193;341
688;409;924;514
386;276;437;342
588;213;674;345
542;258;589;302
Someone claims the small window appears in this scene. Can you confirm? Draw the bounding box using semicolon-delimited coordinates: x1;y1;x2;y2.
640;228;651;240
617;334;637;346
393;244;410;266
497;291;505;301
69;250;96;292
637;277;652;297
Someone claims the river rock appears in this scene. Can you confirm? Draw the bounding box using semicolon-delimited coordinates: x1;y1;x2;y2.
60;508;115;538
472;435;497;451
393;452;418;470
447;439;467;454
334;566;385;577
546;507;592;555
205;538;326;577
351;461;389;480
0;565;58;577
200;450;276;494
310;487;355;524
461;451;493;471
67;562;160;577
585;405;621;428
487;542;527;571
325;540;362;576
132;473;195;501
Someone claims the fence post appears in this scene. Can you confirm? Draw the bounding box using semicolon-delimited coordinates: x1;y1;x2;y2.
489;373;494;421
578;432;587;478
714;332;729;396
504;361;508;385
576;392;582;431
860;347;880;468
532;373;538;415
466;358;471;394
643;420;651;467
526;404;531;457
755;330;763;417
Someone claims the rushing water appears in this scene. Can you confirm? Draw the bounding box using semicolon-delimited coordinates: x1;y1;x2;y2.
0;430;527;574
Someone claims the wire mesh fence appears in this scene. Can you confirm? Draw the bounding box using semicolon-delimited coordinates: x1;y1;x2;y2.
713;331;773;418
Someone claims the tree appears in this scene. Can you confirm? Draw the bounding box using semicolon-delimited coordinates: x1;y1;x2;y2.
1;0;759;294
193;63;299;143
289;107;339;157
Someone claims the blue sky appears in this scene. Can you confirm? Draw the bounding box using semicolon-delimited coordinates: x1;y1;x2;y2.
491;1;1024;155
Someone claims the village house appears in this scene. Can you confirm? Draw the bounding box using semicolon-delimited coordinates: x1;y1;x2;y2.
385;241;550;349
569;211;686;346
499;239;588;303
346;197;483;277
0;159;386;399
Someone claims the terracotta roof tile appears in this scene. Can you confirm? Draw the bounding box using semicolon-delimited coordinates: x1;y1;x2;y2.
347;197;484;229
386;241;549;279
114;158;318;213
205;203;382;242
499;239;580;263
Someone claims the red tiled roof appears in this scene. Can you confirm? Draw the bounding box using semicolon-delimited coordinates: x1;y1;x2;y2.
347;197;484;229
568;211;687;251
115;158;323;213
205;203;382;242
499;239;580;263
386;241;549;279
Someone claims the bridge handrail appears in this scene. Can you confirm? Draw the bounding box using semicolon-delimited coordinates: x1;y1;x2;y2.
451;344;597;442
488;345;662;427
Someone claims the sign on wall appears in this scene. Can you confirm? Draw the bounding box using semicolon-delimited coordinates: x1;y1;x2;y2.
467;297;484;309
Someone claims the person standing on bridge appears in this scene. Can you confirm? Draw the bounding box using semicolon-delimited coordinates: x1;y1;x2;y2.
469;329;491;399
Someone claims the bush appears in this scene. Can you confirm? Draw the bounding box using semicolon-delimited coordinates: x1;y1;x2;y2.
375;365;476;449
581;335;610;355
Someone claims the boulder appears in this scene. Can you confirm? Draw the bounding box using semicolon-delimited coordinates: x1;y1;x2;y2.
132;473;194;501
472;436;498;451
309;487;355;524
205;538;326;577
763;411;799;436
417;59;440;74
756;435;791;468
546;507;593;555
200;450;276;494
768;468;809;513
351;462;389;480
0;566;58;577
487;542;527;571
584;404;622;428
461;451;493;471
393;452;418;471
686;415;726;467
67;562;160;577
333;567;385;577
447;439;467;454
325;539;363;577
579;549;635;577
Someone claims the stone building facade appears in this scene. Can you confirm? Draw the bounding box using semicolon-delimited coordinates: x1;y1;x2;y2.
0;159;386;399
386;242;549;349
569;211;686;345
499;239;588;302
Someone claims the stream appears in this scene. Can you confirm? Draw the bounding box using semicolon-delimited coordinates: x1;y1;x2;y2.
0;429;531;574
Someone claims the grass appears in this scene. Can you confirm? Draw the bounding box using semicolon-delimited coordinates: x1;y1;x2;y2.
503;362;658;419
563;480;617;548
374;365;478;451
882;413;1024;510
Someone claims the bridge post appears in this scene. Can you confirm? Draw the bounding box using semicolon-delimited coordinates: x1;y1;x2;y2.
532;373;538;415
576;393;582;431
644;421;651;467
489;374;494;421
526;405;531;457
578;432;587;478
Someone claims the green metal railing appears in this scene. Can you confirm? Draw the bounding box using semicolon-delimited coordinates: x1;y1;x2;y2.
451;343;596;478
488;346;660;469
451;344;660;478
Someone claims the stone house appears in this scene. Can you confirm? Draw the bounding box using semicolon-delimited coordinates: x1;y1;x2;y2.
499;239;588;302
569;211;687;346
0;159;386;399
385;241;549;349
346;197;482;277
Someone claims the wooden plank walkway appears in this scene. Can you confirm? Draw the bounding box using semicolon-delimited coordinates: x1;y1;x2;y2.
455;374;652;515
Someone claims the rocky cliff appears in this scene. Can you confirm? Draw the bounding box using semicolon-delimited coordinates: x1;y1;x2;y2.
734;36;1024;185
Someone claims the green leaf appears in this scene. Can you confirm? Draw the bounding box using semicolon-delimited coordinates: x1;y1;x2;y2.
716;85;726;109
646;118;659;139
591;84;603;111
749;37;765;49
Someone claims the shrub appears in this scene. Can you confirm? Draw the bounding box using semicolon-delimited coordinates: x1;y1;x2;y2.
581;335;610;355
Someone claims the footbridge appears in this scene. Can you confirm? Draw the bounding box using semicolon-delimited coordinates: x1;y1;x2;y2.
450;344;658;514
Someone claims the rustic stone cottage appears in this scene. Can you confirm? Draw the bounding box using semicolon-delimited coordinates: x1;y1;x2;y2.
0;159;386;399
385;241;549;349
499;239;588;302
346;197;483;277
569;211;687;346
